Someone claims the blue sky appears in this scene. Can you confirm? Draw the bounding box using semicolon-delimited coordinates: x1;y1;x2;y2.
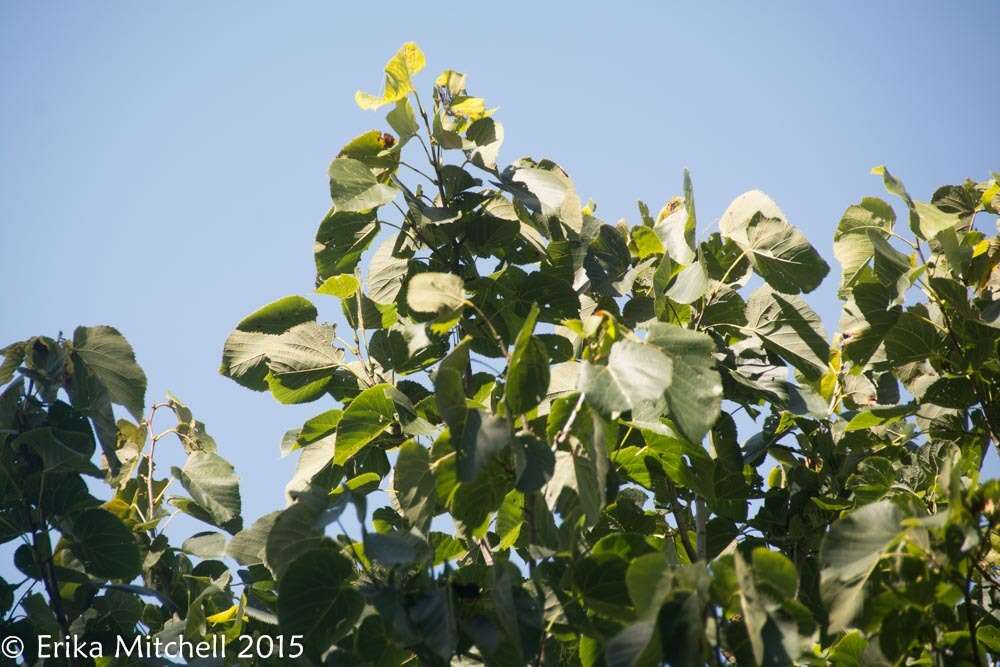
1;2;998;575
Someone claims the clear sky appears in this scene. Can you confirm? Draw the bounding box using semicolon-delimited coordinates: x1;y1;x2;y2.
1;2;998;575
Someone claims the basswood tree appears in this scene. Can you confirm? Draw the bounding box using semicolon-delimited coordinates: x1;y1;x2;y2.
3;41;1000;666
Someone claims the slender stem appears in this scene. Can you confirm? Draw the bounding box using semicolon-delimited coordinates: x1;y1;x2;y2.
470;357;502;375
157;509;180;534
411;90;448;204
31;509;74;661
705;600;724;667
5;581;38;623
695;248;749;329
399;160;437;185
390;188;435;250
664;478;698;562
695;498;708;560
377;216;422;249
145;403;162;535
964;570;985;667
353;280;377;385
462;300;509;363
413;134;436;175
553;393;586;446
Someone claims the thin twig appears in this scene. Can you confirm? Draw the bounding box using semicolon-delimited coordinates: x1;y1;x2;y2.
399;160;438;185
462;300;509;363
664;478;698;562
146;403;162;535
553;393;586;446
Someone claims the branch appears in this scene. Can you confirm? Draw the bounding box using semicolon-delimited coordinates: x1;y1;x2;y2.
664;479;698;562
30;510;73;653
964;569;985;667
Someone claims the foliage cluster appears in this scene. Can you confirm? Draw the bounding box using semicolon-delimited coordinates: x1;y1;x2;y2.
3;42;1000;666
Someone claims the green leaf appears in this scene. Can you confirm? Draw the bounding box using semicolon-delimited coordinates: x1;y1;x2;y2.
436;451;511;537
512;433;555;492
507;161;583;234
222;296;314;386
883;306;942;366
744;285;829;380
544;399;609;524
495;490;524;549
605;620;660;667
337;129;399;179
465;117;504;171
393;440;436;528
820;500;904;633
316;274;359;299
71;325;147;420
434;340;512;482
651;252;674;320
455;410;511;483
844;404;914;431
231;294;318;333
505;304;550;414
266;498;334;578
354;42;426;110
624;552;672;616
839;282;901;366
315;208;379;281
220;296;343;403
645;324;721;443
406;272;467;314
574;553;633;620
334;384;397;464
14;427;100;477
298;408;343;445
751;548;798;600
914;200;960;239
735;548;815;664
366;235;410;305
833;197;896;294
181;531;227;558
364;530;428;566
65;509;141;580
871;164;914;212
744;213;830;295
580;340;672;417
434;339;470;427
226;511;280;566
719;189;787;248
328;157;398;213
171;451;242;533
277;546;364;655
630;225;664;259
286;436;336;500
665;259;709;305
386;98;419;141
165;391;218;453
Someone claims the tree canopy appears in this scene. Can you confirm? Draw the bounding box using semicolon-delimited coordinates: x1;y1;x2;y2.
3;41;1000;666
